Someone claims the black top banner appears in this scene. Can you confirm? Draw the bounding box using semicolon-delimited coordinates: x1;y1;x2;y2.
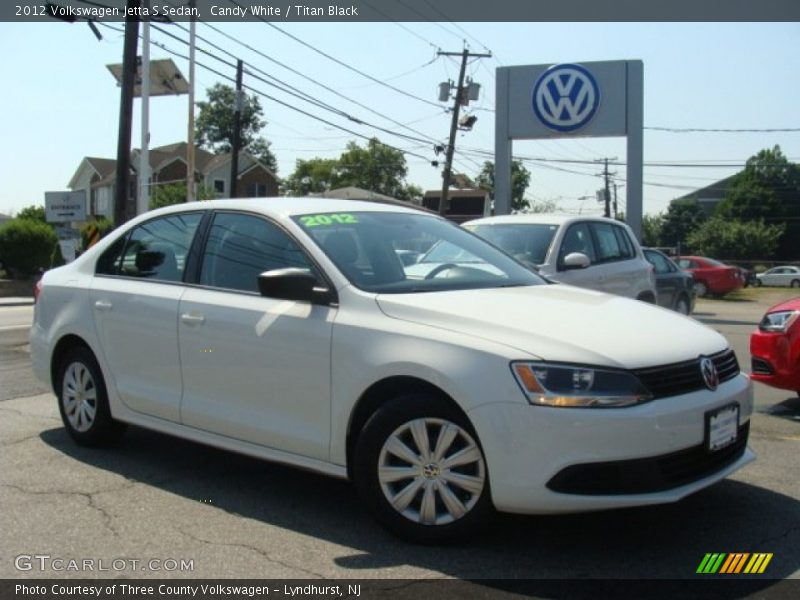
4;0;800;23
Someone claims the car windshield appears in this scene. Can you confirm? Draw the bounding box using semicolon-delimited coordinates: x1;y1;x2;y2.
293;211;545;293
464;222;559;266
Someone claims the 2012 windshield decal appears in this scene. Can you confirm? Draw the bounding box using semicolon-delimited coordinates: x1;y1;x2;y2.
300;214;359;227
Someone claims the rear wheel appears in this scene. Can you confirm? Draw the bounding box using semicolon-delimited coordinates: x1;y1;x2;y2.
353;394;492;544
791;279;800;288
56;347;126;447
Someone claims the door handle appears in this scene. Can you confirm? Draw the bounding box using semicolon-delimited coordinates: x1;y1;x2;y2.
94;300;113;312
180;313;205;326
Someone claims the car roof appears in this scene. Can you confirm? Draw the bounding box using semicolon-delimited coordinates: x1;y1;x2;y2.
144;197;426;220
465;214;622;226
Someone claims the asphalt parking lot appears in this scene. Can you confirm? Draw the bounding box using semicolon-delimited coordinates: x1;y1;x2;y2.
0;288;798;584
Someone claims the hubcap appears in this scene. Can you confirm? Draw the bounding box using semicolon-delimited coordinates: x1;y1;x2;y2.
377;418;485;526
62;362;97;433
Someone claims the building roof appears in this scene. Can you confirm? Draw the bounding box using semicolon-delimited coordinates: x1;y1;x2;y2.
311;186;430;212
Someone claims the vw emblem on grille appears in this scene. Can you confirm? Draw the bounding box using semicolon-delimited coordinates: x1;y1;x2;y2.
700;357;719;391
532;64;600;132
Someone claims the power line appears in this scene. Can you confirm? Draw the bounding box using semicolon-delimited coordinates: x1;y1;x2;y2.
227;0;444;109
645;126;800;133
193;20;445;147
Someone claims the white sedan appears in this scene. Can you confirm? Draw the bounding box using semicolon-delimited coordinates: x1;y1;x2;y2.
31;198;754;543
756;266;800;288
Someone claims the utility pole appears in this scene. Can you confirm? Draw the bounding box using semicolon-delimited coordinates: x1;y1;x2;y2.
613;182;618;219
596;158;617;219
138;0;150;216
114;0;140;225
437;48;491;217
229;59;244;198
186;0;196;202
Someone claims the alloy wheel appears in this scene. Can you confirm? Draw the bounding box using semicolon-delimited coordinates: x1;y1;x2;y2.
377;418;485;526
62;361;98;433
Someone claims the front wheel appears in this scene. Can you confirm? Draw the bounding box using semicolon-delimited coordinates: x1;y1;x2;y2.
353;394;492;543
694;281;708;297
56;347;126;447
791;279;800;288
675;295;691;315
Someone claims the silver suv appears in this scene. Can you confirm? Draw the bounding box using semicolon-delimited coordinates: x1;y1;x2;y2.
465;214;657;302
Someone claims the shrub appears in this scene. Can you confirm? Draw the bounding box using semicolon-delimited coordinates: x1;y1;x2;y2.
0;219;59;279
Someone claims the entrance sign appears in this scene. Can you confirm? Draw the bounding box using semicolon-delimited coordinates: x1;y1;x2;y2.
495;60;643;239
45;191;87;223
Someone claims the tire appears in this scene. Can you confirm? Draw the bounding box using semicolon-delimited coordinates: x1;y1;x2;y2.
353;394;493;544
694;281;708;298
755;279;763;288
56;346;126;447
791;279;800;288
675;295;691;315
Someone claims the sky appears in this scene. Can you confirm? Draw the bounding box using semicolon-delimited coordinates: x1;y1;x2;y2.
0;20;798;218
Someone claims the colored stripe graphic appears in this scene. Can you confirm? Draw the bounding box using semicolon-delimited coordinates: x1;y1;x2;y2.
720;553;749;573
697;553;773;574
697;553;726;574
744;553;773;574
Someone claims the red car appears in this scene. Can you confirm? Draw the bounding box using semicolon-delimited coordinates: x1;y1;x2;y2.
676;256;744;297
750;297;800;395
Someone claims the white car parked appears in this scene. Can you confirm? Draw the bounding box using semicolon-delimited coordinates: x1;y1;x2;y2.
756;266;800;288
31;199;753;542
464;214;657;302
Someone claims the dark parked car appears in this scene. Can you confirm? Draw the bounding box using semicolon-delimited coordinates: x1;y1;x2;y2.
643;248;695;315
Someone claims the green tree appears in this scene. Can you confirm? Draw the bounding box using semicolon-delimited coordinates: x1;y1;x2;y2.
16;205;48;223
660;199;706;251
282;158;339;196
282;138;420;200
687;218;785;260
195;83;278;173
150;183;215;210
642;213;664;247
0;219;59;279
475;160;531;211
716;145;800;259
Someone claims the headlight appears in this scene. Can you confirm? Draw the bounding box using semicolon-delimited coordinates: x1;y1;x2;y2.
759;310;799;333
511;362;652;408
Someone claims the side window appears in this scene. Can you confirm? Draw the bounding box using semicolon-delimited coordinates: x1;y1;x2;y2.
558;223;596;265
96;235;127;275
612;226;636;260
115;213;202;282
200;213;312;293
590;223;625;263
677;259;692;269
647;251;671;275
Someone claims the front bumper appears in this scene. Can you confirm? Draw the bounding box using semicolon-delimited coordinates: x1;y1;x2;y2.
750;330;800;392
468;373;754;514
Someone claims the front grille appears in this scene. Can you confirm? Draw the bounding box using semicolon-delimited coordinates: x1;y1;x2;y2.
547;422;749;496
633;349;740;399
751;357;773;375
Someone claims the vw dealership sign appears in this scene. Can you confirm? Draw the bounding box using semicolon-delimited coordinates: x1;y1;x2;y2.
495;60;643;239
532;64;600;133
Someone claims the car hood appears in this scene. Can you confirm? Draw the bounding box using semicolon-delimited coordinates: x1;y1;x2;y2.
376;284;728;369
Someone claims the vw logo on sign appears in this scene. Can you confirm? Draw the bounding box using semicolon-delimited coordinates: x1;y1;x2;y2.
532;64;600;133
700;357;719;391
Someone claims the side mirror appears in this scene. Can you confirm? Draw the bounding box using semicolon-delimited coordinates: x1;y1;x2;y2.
562;252;591;270
258;268;334;305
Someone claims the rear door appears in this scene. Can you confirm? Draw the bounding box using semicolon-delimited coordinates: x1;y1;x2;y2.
91;212;203;422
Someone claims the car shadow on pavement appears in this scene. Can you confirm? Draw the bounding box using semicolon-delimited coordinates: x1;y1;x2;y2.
40;425;799;590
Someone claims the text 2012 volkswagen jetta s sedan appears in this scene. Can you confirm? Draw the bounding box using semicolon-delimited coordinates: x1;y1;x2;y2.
31;198;754;543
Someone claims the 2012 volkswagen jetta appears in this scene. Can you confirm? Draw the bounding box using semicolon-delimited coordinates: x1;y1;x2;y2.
31;198;754;543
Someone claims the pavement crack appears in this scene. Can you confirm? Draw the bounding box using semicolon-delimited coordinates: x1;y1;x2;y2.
0;433;41;447
0;404;60;421
0;480;135;538
177;526;325;577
